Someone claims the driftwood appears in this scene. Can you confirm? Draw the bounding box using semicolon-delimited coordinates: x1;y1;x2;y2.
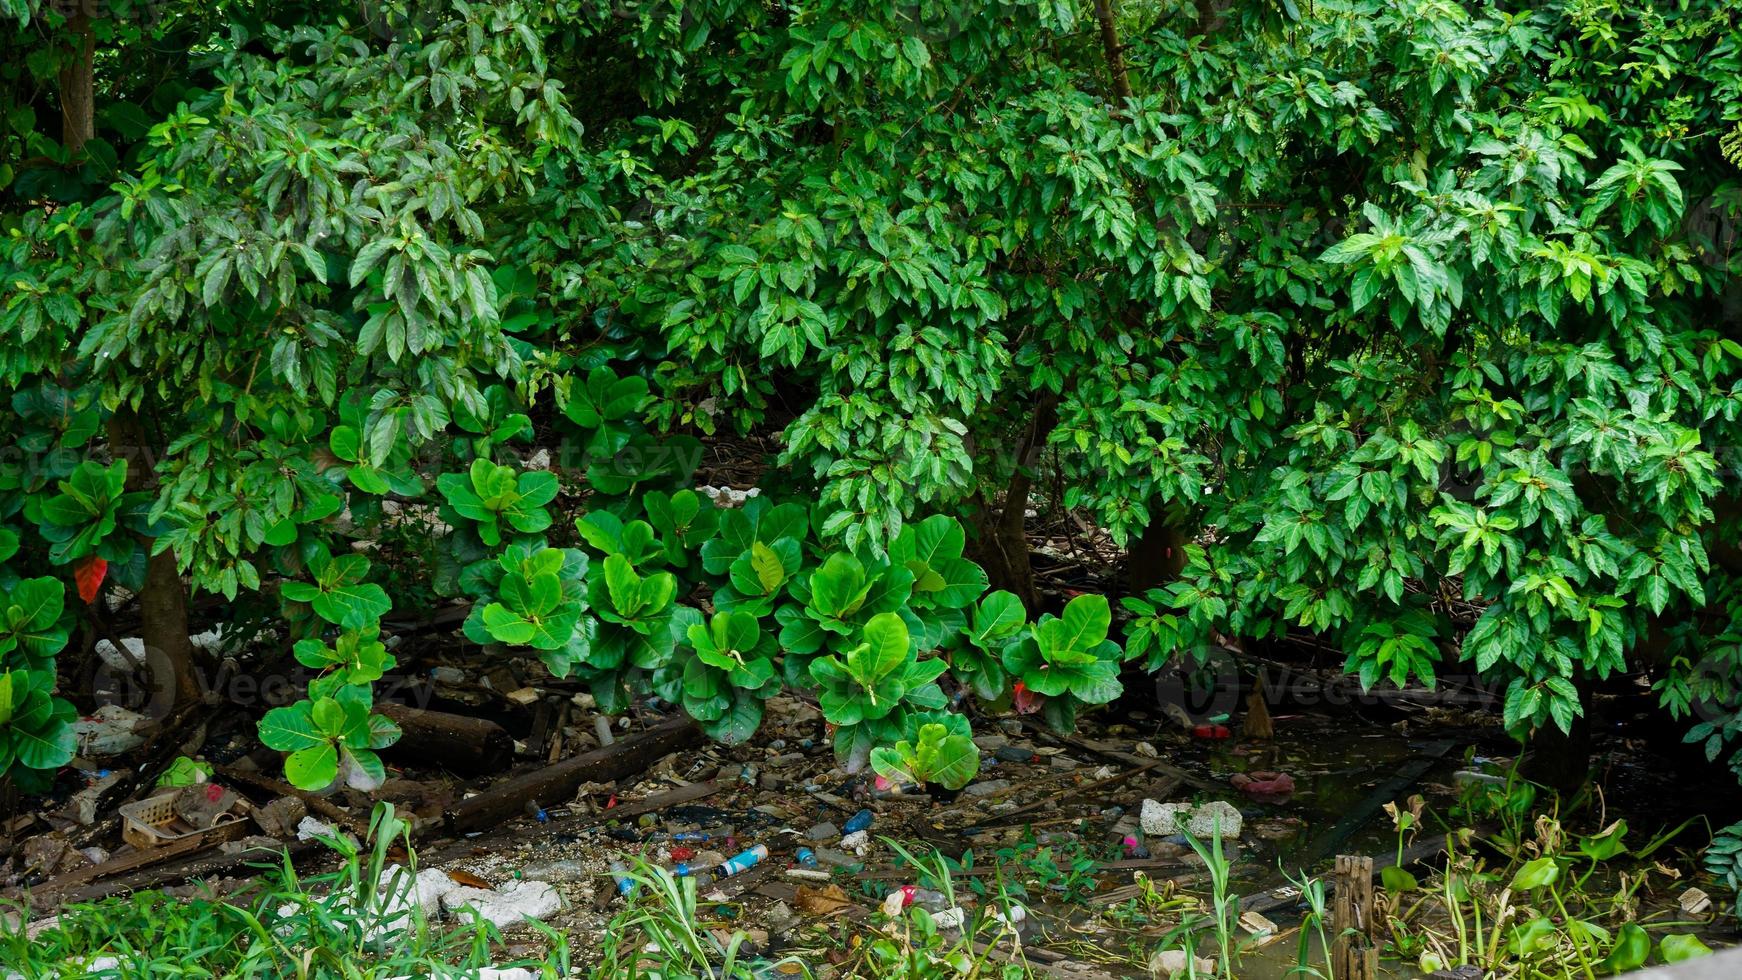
964;762;1170;830
213;765;371;837
378;701;514;774
1019;719;1222;792
443;715;701;835
41;839;317;908
26;821;255;909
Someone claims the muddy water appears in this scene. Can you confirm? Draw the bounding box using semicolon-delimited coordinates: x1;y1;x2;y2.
1005;713;1471;976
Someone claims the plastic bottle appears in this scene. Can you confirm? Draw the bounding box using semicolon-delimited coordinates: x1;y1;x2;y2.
712;844;769;879
609;861;636;896
843;808;874;835
794;847;818;868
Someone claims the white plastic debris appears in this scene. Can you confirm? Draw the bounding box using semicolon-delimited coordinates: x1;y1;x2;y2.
386;866;462;915
94;637;146;671
1140;799;1243;840
1149;948;1217;978
839;830;869;851
73;705;151;755
440;879;562;929
63;770;125;825
698;485;762;508
931;906;967;930
295;816;341;842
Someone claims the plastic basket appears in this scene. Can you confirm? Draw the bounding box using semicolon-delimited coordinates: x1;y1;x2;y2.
118;790;248;849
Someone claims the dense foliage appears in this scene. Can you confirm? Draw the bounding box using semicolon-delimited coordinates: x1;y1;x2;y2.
1;0;1740;800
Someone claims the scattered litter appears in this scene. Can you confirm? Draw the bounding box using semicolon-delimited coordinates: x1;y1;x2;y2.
73;705;151;756
1140;800;1243;840
1680;887;1712;915
843;808;874;835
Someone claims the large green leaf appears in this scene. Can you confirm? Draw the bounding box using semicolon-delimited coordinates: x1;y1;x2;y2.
259;702;326;753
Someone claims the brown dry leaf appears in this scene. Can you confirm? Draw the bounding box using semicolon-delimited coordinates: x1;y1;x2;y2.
446;869;494;890
795;883;854;917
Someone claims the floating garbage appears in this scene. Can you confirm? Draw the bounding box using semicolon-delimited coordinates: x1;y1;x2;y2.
1140;799;1244;840
1230;770;1296;802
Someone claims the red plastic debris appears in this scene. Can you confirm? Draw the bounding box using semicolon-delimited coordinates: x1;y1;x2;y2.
1231;770;1296;802
74;556;108;603
669;846;696;862
1192;724;1231;740
1012;680;1044;715
605;794;618;809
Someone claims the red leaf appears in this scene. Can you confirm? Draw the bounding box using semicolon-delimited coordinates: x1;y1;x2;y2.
74;557;108;604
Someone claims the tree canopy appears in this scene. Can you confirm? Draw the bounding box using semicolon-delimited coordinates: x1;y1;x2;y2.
2;0;1740;792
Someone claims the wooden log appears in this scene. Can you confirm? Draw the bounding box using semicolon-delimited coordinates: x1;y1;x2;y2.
442;715;701;835
1330;854;1379;980
43;840;318;908
214;765;370;836
378;701;514;775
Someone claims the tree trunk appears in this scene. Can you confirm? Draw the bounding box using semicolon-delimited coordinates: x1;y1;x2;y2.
58;10;95;153
1091;0;1134;103
107;409;203;712
976;393;1057;615
1123;515;1188;595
